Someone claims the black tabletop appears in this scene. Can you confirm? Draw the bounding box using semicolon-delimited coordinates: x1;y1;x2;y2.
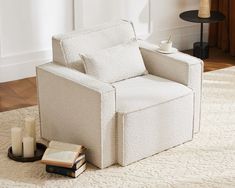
180;10;225;24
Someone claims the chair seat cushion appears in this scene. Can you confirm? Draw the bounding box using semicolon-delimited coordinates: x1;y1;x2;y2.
112;74;192;113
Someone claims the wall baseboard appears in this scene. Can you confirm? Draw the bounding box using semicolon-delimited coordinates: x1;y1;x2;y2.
0;50;52;83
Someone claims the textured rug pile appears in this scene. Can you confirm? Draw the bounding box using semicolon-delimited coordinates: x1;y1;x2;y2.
0;67;235;188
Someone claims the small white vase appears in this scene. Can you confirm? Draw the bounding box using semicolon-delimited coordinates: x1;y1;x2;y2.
198;0;211;18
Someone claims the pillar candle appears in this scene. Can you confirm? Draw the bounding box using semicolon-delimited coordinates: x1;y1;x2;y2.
11;127;23;156
25;117;36;151
23;137;34;158
198;0;210;18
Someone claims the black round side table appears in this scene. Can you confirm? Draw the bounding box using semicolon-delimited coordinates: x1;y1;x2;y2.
180;10;225;59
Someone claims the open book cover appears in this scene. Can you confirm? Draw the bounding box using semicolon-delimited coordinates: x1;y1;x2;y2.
41;141;86;168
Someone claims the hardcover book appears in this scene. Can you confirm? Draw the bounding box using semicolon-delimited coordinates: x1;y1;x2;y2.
46;163;86;178
49;141;82;152
41;141;85;168
71;154;85;170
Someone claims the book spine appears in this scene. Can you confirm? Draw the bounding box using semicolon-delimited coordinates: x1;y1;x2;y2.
46;165;76;178
73;159;86;170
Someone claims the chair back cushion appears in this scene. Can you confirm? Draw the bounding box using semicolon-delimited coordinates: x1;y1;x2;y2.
52;20;136;72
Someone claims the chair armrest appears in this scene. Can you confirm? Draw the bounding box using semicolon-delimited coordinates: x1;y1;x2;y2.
37;62;114;94
138;40;203;133
36;63;116;168
138;40;204;87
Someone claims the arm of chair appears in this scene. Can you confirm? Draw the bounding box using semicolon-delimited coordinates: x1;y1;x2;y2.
36;63;116;169
138;40;203;133
138;40;204;86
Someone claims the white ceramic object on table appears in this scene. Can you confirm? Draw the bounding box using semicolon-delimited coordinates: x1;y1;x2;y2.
156;47;178;54
160;40;172;51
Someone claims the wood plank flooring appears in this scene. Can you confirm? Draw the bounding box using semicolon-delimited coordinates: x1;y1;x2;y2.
0;47;235;112
184;48;235;72
0;77;37;112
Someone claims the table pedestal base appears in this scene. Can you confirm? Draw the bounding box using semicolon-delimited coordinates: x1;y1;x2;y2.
193;42;209;59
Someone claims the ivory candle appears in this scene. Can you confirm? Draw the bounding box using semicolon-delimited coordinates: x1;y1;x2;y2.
198;0;210;18
25;117;36;150
11;127;23;156
23;137;34;158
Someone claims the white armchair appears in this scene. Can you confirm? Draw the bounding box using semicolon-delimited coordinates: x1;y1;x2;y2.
37;20;203;169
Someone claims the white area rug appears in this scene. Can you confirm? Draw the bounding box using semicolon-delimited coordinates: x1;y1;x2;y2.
1;67;235;188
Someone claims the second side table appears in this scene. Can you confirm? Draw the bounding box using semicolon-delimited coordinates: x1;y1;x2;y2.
180;10;225;59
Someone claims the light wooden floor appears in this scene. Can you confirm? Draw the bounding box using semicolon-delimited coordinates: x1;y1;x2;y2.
0;77;37;112
0;47;235;112
184;48;235;72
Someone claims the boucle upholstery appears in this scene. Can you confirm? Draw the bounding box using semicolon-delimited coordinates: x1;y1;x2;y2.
113;74;194;165
52;20;136;72
37;63;116;169
80;40;147;83
138;41;203;132
112;74;192;113
117;93;194;166
37;21;203;168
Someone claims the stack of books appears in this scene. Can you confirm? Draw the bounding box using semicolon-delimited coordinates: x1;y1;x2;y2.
41;141;86;178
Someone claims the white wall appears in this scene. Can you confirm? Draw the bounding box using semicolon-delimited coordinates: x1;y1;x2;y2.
120;0;151;37
74;0;209;50
147;0;209;50
0;0;74;82
0;0;209;82
74;0;121;29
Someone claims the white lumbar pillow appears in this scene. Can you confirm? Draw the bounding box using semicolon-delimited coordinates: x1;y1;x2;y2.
80;41;148;83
